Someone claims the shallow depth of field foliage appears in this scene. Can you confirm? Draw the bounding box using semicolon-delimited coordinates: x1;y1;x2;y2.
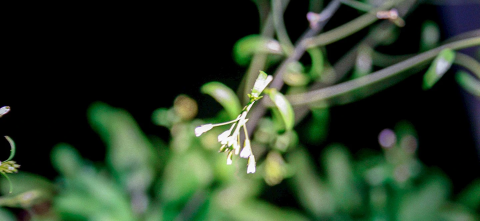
1;0;480;220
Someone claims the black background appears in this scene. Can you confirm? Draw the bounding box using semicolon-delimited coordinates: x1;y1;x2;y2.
1;1;479;195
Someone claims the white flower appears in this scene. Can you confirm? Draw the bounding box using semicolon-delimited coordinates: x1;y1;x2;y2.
218;130;231;144
226;151;233;165
247;155;256;174
195;124;214;137
240;139;252;158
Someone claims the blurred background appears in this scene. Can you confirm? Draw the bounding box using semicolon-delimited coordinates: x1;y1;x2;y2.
0;0;479;220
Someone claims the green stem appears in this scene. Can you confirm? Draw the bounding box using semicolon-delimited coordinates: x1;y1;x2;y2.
371;50;413;67
302;0;397;48
1;172;13;193
285;37;480;106
4;136;16;162
456;71;480;97
453;52;480;79
340;0;375;12
272;0;294;53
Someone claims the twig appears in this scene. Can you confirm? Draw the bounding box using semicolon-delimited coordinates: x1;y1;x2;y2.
302;0;396;48
283;37;480;106
454;52;480;79
272;0;294;53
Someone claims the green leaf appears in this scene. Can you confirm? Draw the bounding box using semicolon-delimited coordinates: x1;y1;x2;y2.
266;89;294;131
456;179;480;210
0;173;12;194
51;143;83;177
88;102;156;192
352;45;373;79
4;136;15;161
229;200;309;221
423;48;455;90
398;173;451;221
283;62;310;87
0;208;15;221
456;71;480;97
306;47;324;79
251;71;273;98
151;108;178;128
233;35;283;66
420;20;440;52
159;149;213;204
286;148;335;218
0;172;54;196
322;143;361;212
0;173;54;209
303;108;329;144
201;82;242;120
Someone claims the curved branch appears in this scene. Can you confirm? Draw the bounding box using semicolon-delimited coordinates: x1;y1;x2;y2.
453;52;480;79
285;37;480;106
272;0;294;53
302;0;396;48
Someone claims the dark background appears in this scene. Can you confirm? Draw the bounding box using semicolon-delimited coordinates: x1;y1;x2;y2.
0;1;479;194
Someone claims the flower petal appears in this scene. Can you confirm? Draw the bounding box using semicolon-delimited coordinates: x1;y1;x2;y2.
195;124;214;137
240;139;252;158
247;155;256;174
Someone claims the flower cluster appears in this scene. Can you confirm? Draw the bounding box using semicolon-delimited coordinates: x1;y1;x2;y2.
0;160;20;174
195;72;273;173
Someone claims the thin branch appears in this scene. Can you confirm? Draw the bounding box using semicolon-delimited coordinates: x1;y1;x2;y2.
340;0;375;12
302;0;396;48
283;37;480;106
272;0;294;53
454;52;480;79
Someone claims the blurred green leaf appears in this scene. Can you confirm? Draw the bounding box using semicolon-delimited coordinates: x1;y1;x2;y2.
0;173;54;208
283;62;310;87
229;200;309;221
456;71;480;97
394;120;417;141
322;143;362;212
267;89;295;132
397;172;451;221
307;47;324;79
0;172;53;196
287;148;335;218
0;208;15;221
53;142;136;219
88;102;156;193
456;179;480;210
51;143;83;178
304;108;329;144
352;45;373;79
4;136;15;161
211;178;263;210
233;35;283;66
151;107;178;128
159;149;213;204
201;82;242;120
420;20;440;52
423;48;455;90
54;168;135;221
437;203;478;221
